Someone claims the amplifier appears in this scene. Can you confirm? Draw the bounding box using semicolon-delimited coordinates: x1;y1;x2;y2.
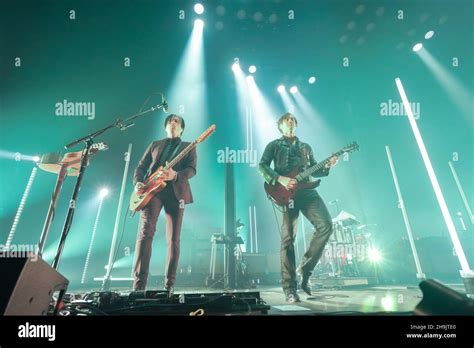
242;253;267;275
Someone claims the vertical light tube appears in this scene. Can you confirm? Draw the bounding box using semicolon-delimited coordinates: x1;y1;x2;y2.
448;161;474;225
81;196;105;284
385;145;425;279
102;143;133;290
253;206;258;253
248;206;254;253
395;78;472;276
5;167;38;249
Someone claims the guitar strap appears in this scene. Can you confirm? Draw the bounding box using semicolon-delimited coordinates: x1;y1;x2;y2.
299;144;314;183
300;144;308;167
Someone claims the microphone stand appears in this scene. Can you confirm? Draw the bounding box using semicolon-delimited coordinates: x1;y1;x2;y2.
329;199;340;215
51;102;166;270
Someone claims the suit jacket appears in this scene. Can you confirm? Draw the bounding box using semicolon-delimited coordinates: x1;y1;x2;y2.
259;136;329;185
133;138;197;204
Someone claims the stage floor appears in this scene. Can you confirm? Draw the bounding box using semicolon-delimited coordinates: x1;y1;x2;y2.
70;283;467;315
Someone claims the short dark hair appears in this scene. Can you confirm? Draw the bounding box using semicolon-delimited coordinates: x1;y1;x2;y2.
277;112;298;133
164;114;185;133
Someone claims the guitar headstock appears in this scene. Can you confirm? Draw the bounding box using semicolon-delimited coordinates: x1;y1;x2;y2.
90;142;109;154
196;124;216;144
342;141;359;154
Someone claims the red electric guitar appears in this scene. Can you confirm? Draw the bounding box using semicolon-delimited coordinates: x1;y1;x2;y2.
264;142;359;206
129;124;216;212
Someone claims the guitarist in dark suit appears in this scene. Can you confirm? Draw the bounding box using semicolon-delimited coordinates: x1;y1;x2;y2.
132;114;197;295
259;113;338;303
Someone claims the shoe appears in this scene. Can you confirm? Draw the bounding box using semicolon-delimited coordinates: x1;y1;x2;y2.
284;289;301;303
300;272;312;296
297;265;312;296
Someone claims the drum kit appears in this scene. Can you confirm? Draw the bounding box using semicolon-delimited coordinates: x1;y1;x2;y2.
314;210;376;278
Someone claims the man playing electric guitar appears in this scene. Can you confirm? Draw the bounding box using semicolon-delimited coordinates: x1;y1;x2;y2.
259;113;338;303
133;114;196;296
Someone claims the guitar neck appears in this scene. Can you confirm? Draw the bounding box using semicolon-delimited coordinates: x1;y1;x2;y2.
295;149;345;182
163;141;196;170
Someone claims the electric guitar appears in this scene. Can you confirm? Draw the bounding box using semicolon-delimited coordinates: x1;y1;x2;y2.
264;142;359;206
129;124;216;212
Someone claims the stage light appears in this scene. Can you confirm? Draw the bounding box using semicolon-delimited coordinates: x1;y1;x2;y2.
308;76;316;84
289;86;298;94
412;43;423;52
0;150;40;162
99;188;109;198
449;162;474;225
277;85;285;93
381;295;395;311
368;248;382;263
194;3;204;15
424;30;434;39
246;75;254;83
232;62;240;73
248;65;257;74
194;19;204;29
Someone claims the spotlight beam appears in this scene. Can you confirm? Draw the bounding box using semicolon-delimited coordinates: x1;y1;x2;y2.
291;91;340;150
231;62;253;150
278;86;295;113
245;76;281;148
417;48;473;120
166;16;207;134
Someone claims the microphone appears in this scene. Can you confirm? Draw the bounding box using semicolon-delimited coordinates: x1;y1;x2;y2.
162;95;168;113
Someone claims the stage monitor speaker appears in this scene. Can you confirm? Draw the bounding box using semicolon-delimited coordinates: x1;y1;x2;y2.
0;252;69;315
414;279;474;315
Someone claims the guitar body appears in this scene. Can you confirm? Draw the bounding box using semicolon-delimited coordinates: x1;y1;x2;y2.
264;167;321;206
129;166;168;212
263;142;359;207
129;124;217;213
